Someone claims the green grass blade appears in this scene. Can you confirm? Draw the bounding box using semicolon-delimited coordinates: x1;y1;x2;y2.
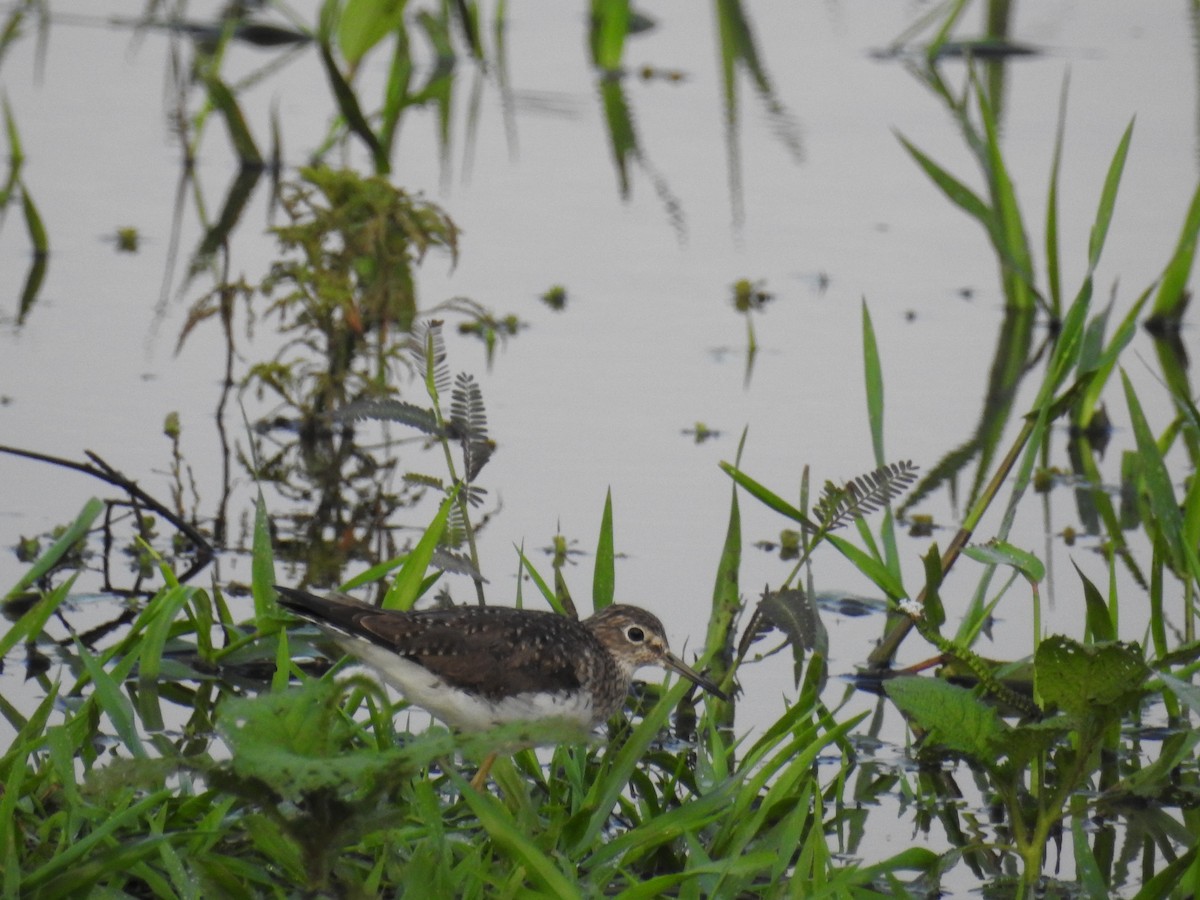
1073;560;1116;642
0;747;26;894
453;774;583;898
826;533;906;601
896;133;991;225
593;487;616;610
1074;282;1152;427
706;435;743;708
862;299;885;466
3;93;23;167
1086;118;1134;272
250;488;276;622
572;679;695;853
1045;71;1069;317
202;73;263;167
17;251;47;324
340;555;407;591
973;73;1035;310
318;39;388;173
0;576;73;660
137;585;192;688
384;485;459;610
5;497;103;600
718;461;814;529
589;0;629;71
74;638;147;758
1150;177;1200;320
515;543;562;613
1122;371;1198;586
20;182;46;254
19;790;173;891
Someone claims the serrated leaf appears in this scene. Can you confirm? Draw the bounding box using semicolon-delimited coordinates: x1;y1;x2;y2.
338;398;444;435
993;715;1071;769
812;461;919;531
759;588;823;653
218;680;452;802
759;588;825;687
1034;635;1148;718
884;676;1007;762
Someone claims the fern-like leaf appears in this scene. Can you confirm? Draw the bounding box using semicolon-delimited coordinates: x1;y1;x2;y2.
443;499;467;549
335;399;444;436
412;320;453;398
431;547;486;582
813;460;919;530
450;373;495;481
403;472;445;491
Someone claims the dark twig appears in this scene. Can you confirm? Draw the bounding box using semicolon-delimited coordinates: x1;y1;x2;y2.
0;445;215;583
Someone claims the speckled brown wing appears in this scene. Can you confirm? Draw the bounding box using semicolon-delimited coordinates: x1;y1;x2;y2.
356;607;594;700
276;587;594;700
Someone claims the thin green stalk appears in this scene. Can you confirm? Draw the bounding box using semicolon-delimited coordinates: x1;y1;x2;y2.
869;417;1033;668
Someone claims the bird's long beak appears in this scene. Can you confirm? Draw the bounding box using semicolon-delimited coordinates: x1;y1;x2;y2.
663;651;728;702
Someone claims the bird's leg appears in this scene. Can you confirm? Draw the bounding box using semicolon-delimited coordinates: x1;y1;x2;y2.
469;752;498;790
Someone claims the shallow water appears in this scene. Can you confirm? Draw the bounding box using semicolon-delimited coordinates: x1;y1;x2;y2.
1;2;1196;892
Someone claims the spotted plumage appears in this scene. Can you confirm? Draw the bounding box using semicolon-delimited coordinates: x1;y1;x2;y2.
275;585;725;733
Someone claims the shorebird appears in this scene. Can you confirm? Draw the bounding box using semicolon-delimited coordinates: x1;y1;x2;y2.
275;585;725;787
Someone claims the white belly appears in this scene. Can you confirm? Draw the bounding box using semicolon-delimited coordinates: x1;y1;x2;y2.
345;640;600;733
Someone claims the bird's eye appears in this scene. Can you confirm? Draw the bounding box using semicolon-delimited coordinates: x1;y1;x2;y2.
626;625;645;643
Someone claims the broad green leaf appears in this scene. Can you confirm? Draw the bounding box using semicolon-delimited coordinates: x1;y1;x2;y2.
884;676;1006;762
219;680;452;800
1034;634;1148;718
339;0;406;65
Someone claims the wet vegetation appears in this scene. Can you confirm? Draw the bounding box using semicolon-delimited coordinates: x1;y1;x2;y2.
2;0;1200;897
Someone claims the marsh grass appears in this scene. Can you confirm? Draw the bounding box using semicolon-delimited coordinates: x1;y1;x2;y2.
0;486;938;897
5;1;1200;896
